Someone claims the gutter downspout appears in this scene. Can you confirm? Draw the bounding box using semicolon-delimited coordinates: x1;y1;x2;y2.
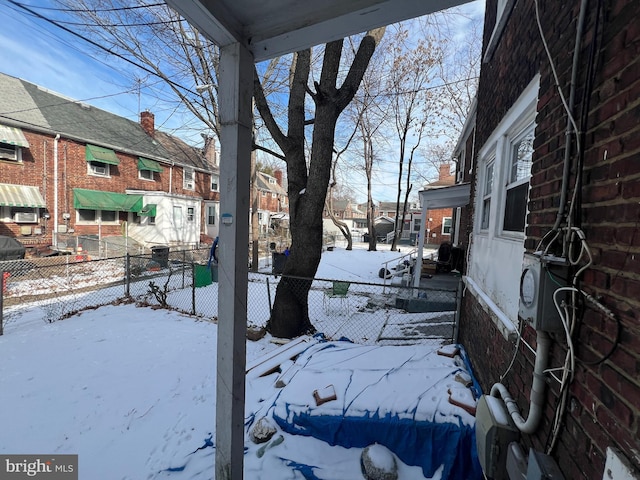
53;134;60;247
490;330;551;434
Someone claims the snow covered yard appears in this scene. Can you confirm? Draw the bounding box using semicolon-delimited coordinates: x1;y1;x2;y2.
0;245;482;479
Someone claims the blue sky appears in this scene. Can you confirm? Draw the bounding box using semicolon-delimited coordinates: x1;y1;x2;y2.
0;0;484;202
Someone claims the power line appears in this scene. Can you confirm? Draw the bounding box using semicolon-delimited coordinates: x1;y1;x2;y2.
24;2;165;13
6;0;197;97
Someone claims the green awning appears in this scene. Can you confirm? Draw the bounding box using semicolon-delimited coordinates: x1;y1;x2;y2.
86;144;120;165
139;204;157;217
0;183;45;207
0;125;29;147
73;188;142;212
138;157;163;173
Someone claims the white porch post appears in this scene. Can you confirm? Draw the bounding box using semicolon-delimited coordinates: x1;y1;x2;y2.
216;41;253;480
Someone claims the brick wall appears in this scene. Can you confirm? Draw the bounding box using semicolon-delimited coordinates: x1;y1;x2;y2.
1;130;217;247
460;0;640;477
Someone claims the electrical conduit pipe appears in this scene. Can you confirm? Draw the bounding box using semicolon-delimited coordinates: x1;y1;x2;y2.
490;331;552;434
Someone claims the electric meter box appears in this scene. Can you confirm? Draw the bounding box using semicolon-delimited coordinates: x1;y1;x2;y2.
519;253;568;332
476;395;520;480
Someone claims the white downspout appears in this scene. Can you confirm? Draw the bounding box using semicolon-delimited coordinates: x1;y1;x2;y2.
490;330;551;434
53;134;60;246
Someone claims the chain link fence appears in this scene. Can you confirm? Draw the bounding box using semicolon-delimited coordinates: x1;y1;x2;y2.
1;248;460;346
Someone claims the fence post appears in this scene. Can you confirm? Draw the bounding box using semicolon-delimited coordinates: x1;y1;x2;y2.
191;261;196;316
453;280;463;344
0;271;4;336
125;254;131;297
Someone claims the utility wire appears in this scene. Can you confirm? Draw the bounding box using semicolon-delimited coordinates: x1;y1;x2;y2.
18;2;166;12
6;0;197;97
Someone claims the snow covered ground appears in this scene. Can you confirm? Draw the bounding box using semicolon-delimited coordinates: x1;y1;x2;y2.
0;243;481;479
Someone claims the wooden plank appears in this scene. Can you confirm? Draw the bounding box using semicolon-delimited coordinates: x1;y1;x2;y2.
246;335;314;379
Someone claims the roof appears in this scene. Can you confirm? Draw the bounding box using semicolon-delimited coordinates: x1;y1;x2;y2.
0;73;212;173
256;171;287;195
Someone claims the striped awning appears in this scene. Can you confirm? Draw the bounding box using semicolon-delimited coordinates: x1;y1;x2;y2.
0;125;29;148
0;183;45;207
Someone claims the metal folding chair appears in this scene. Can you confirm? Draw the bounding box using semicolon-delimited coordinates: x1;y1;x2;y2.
323;281;351;315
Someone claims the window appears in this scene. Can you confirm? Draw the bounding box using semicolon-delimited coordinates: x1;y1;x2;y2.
442;217;452;235
207;205;217;225
503;126;534;232
211;174;219;191
139;169;154;181
262;191;267;197
187;207;195;222
413;218;421;232
183;168;195;190
481;161;494;230
77;209;118;224
88;161;110;177
269;177;276;184
0;142;21;162
272;192;277;198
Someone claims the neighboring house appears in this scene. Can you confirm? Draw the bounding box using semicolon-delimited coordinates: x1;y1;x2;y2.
253;170;288;234
0;73;219;253
323;200;369;240
454;1;640;479
420;163;455;246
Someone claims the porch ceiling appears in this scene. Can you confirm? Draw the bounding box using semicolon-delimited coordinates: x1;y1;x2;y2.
167;0;472;62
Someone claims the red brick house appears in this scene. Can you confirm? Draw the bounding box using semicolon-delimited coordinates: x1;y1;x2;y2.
0;73;219;254
456;1;640;478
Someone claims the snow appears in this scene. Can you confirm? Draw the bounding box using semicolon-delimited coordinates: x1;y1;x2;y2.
0;243;479;479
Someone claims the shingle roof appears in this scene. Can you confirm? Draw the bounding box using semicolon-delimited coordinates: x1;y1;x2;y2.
0;73;211;172
256;171;287;195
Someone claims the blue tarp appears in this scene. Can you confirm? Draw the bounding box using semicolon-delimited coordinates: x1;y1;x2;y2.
269;342;483;479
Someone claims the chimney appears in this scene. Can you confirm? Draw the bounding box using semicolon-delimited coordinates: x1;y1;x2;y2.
203;136;217;166
439;163;454;182
274;169;283;186
140;110;155;137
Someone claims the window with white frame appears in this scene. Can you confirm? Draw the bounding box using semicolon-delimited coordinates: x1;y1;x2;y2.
183;168;195;190
139;169;154;181
271;192;277;198
77;209;118;224
503;125;534;232
413;218;421;232
88;161;110;177
187;207;195;222
0;142;22;162
211;174;219;191
481;160;494;230
442;217;452;235
207;204;217;225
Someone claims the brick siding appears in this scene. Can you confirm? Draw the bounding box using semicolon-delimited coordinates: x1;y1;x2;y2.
460;0;640;477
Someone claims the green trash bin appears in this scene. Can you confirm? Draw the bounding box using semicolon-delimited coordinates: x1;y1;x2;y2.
194;264;213;287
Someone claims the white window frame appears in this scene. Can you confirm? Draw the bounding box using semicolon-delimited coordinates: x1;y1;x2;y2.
139;169;155;181
187;206;195;222
480;158;495;231
211;174;219;192
76;209;119;225
271;192;277;198
183;168;195;190
442;217;452;235
501;123;535;234
0;143;22;162
207;204;217;226
88;161;110;177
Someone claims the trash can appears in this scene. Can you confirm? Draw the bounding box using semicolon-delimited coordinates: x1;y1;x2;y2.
194;264;213;287
151;246;169;267
272;252;287;275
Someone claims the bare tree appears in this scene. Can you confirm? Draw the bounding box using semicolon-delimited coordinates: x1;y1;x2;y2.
254;29;385;338
384;26;442;251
